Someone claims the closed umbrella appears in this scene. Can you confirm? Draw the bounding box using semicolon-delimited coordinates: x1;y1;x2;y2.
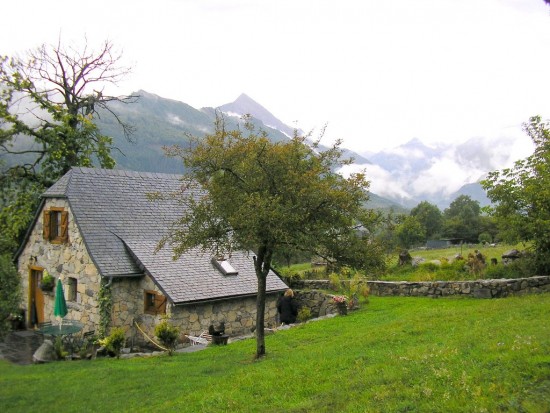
54;278;68;329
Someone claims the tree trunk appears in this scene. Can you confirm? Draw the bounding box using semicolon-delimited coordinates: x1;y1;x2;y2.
253;243;272;358
255;272;267;358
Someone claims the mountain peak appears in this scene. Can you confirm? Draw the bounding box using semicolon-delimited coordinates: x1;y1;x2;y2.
218;94;298;138
234;93;255;104
222;93;271;118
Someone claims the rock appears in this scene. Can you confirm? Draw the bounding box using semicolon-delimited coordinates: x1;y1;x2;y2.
412;257;425;267
33;339;56;363
473;288;492;299
398;250;412;266
502;249;521;259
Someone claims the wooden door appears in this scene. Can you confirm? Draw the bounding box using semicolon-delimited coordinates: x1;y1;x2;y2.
29;268;44;327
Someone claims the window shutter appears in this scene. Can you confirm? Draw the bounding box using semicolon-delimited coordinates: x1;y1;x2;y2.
60;211;69;242
43;210;51;240
155;294;167;314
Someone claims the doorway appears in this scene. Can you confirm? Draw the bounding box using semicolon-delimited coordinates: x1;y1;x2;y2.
29;267;44;328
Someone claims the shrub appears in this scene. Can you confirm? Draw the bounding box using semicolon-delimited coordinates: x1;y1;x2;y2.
54;336;68;359
155;318;180;355
296;307;311;323
40;270;55;291
99;327;126;358
419;262;440;273
328;272;341;291
0;254;20;338
484;257;537;279
277;267;303;285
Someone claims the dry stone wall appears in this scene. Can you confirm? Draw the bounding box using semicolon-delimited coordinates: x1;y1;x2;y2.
293;290;341;317
292;276;550;298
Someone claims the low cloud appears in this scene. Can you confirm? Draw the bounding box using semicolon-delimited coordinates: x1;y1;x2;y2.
339;163;413;201
341;132;536;207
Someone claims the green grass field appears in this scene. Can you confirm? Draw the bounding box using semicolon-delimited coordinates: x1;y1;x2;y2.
1;294;549;412
284;244;531;282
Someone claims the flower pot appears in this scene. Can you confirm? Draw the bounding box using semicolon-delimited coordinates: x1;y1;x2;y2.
40;282;54;292
212;334;229;345
336;302;348;316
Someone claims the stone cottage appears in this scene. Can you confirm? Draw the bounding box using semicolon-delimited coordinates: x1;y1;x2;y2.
15;167;287;340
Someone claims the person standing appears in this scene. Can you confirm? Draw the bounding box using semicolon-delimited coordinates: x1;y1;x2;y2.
277;289;298;325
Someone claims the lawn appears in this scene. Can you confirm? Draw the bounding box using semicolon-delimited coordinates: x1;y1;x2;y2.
1;294;549;412
283;244;528;282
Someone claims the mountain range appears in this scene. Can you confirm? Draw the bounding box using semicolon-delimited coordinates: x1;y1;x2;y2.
96;90;529;212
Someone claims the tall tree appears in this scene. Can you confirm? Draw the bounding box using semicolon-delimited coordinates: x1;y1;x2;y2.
410;201;443;240
482;116;550;273
395;215;426;249
443;195;481;243
158;116;386;358
0;38;136;253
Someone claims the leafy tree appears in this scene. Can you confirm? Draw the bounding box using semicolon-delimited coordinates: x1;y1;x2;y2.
443;195;481;243
478;215;498;243
0;254;21;338
158;116;386;358
478;232;492;244
482;116;550;273
395;215;426;249
0;38;136;254
410;201;443;240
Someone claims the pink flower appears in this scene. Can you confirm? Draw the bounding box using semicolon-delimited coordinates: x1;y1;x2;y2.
332;295;348;304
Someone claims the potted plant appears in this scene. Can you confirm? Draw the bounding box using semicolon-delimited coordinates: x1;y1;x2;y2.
40;270;55;292
332;295;348;315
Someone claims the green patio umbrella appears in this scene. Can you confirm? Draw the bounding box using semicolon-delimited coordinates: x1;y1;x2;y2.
54;278;68;328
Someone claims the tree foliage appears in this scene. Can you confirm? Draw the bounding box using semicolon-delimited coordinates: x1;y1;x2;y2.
159;116;386;357
482;116;550;273
0;38;136;254
395;215;426;249
410;201;443;240
442;195;481;242
0;254;21;338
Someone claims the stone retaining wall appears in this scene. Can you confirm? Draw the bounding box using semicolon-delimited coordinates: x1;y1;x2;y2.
294;290;341;318
291;276;550;299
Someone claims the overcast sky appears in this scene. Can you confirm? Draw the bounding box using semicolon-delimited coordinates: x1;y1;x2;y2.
1;0;549;155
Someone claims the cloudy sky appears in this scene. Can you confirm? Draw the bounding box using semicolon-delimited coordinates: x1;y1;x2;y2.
1;0;549;156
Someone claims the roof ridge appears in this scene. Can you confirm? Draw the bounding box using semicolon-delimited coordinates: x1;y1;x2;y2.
73;167;183;179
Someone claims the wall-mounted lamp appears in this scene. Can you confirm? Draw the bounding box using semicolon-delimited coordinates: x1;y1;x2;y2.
29;256;37;265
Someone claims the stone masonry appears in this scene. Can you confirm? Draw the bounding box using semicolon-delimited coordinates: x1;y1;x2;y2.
292;276;550;299
18;198;280;343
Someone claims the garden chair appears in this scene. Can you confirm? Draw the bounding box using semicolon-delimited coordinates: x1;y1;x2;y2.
185;331;212;346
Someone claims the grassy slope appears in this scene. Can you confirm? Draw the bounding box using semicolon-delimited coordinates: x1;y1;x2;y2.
1;294;549;412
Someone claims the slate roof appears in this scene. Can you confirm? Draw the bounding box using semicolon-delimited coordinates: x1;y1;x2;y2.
40;167;287;305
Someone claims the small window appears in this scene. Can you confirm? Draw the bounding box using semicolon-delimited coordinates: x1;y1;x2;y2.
67;277;77;301
211;257;238;276
144;290;167;315
43;208;68;243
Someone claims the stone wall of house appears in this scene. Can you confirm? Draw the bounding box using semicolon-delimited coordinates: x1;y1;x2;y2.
169;295;280;338
18;199;282;345
109;273;281;345
17;199;101;332
291;276;550;298
110;274;162;337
